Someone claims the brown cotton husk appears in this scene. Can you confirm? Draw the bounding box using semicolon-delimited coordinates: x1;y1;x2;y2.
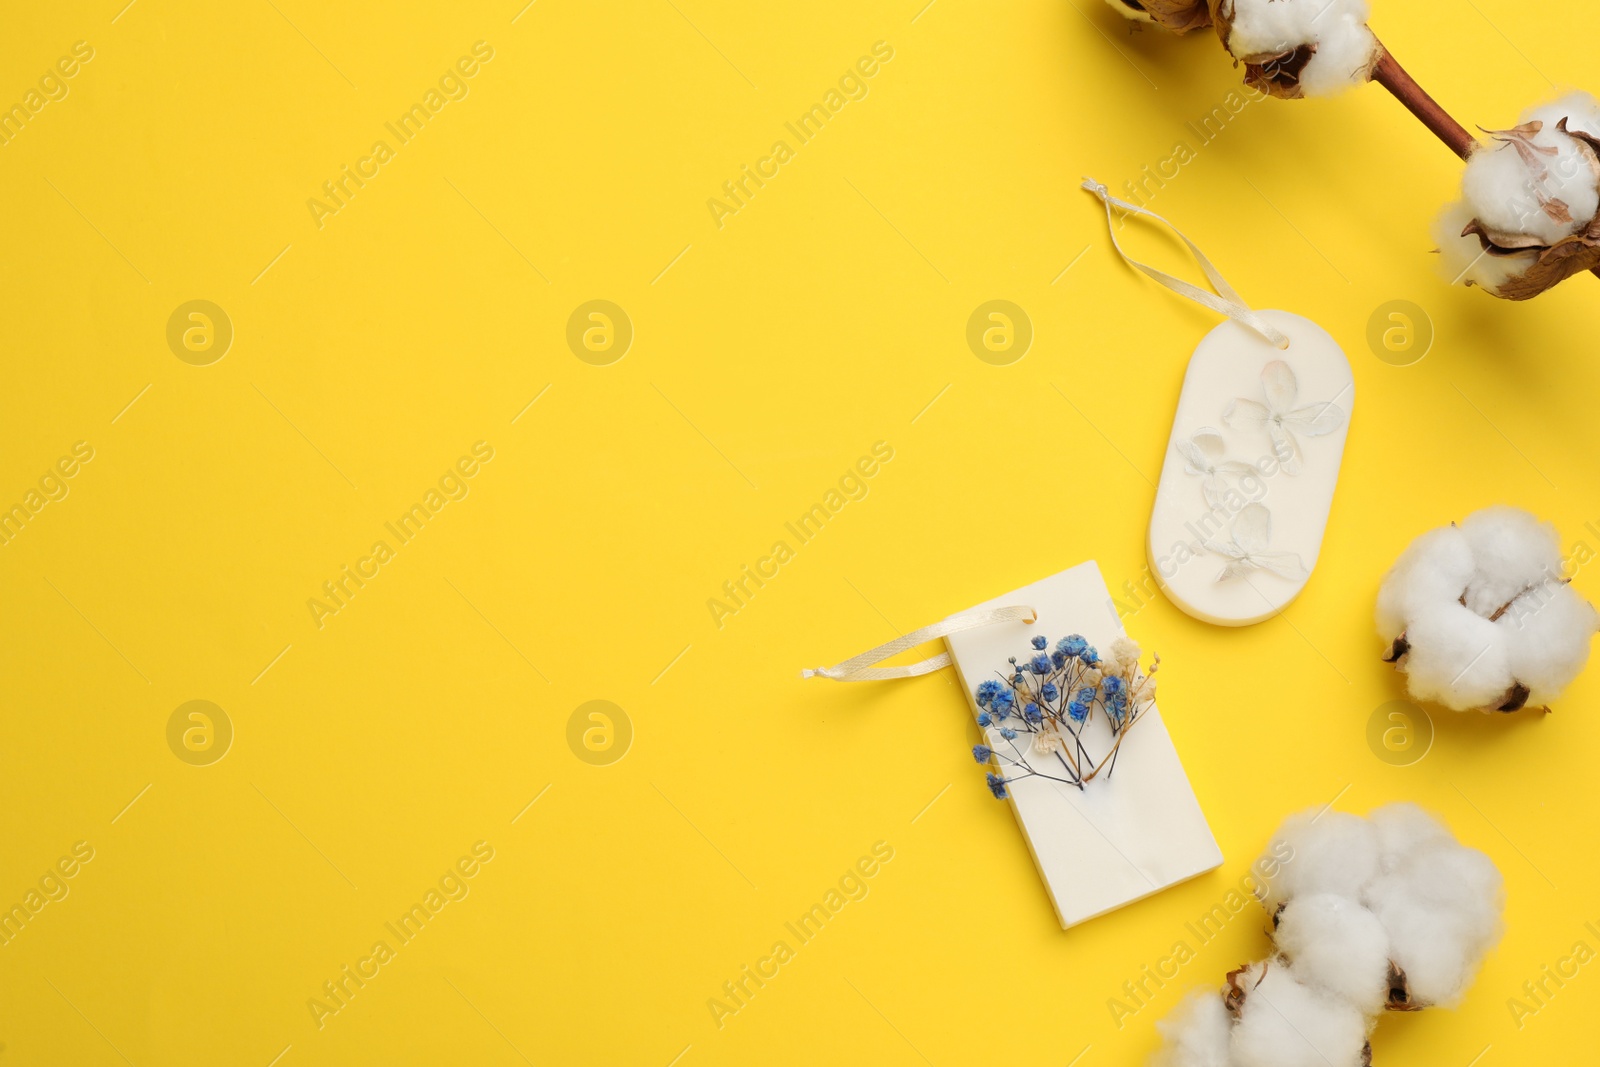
1468;208;1600;300
1207;0;1311;99
1385;961;1425;1011
1223;962;1257;1017
1241;44;1318;99
1135;0;1214;34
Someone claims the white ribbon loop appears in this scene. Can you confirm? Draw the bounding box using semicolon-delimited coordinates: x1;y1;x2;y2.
1081;178;1291;350
801;604;1037;682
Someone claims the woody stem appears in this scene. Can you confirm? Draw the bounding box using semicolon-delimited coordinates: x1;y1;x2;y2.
1370;46;1477;161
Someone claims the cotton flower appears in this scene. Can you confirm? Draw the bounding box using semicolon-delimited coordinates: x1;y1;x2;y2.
1364;804;1505;1007
1202;504;1309;583
1152;804;1504;1066
1213;0;1382;99
1224;361;1347;476
1376;506;1598;711
1435;92;1600;300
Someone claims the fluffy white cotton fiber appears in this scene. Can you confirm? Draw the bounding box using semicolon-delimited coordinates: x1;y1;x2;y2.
1153;991;1234;1067
1274;895;1391;1014
1459;506;1562;617
1374;524;1475;643
1376;506;1597;711
1223;0;1380;98
1150;804;1503;1065
1499;581;1600;701
1400;605;1514;710
1229;962;1370;1067
1254;810;1378;914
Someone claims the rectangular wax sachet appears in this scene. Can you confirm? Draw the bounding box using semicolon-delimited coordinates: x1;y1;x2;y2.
944;561;1223;928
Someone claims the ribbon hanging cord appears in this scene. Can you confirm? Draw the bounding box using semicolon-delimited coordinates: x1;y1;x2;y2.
801;604;1037;682
1081;178;1290;350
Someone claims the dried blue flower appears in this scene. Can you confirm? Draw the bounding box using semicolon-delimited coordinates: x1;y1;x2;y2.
968;631;1158;797
1056;635;1088;657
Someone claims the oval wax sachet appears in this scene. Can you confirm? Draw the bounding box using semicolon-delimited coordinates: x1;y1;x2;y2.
1147;310;1353;626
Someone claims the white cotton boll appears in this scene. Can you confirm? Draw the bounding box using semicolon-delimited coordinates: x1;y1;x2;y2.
1375;524;1474;639
1152;990;1235;1067
1497;581;1599;704
1464;134;1595;245
1379;508;1596;709
1255;811;1379;913
1225;0;1378;97
1367;803;1455;874
1230;963;1370;1067
1398;605;1514;711
1459;506;1562;618
1366;847;1505;1007
1274;895;1392;1014
1431;201;1538;292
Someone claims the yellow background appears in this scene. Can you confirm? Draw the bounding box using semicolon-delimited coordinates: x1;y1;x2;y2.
2;0;1597;1063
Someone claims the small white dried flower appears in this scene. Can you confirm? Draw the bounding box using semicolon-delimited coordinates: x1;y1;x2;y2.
1110;635;1141;669
1203;504;1309;583
1224;361;1347;477
1175;428;1259;508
